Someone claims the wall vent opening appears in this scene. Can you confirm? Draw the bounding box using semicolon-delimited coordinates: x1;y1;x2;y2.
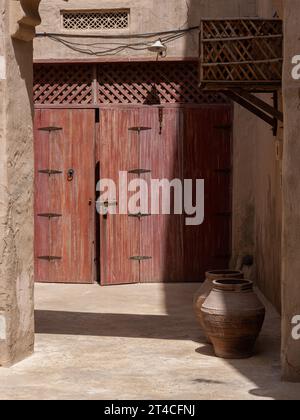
62;10;130;31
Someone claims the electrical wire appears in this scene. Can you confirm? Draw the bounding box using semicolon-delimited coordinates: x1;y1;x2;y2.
38;29;194;57
36;26;198;40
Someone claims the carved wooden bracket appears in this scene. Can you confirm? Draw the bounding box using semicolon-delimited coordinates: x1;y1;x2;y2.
11;0;42;42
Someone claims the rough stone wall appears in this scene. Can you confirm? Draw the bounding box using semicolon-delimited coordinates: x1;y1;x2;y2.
281;0;300;382
0;0;35;366
34;0;257;60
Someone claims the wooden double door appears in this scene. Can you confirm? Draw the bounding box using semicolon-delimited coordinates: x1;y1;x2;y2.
34;106;232;284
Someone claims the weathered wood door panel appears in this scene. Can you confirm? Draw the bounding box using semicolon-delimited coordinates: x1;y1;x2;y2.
183;107;232;280
34;109;95;283
99;108;140;285
139;107;184;283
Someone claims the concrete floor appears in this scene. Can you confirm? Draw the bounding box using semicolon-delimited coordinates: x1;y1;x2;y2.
0;283;300;400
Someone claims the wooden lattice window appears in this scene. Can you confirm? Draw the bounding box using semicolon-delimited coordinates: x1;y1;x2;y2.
34;62;228;106
62;10;129;31
199;19;283;89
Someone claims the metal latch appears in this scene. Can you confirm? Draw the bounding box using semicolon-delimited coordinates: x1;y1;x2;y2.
67;168;74;181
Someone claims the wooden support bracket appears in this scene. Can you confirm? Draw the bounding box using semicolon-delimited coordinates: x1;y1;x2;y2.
223;89;283;136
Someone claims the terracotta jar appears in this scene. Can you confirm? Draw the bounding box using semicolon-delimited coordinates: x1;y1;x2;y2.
193;270;244;342
201;279;266;359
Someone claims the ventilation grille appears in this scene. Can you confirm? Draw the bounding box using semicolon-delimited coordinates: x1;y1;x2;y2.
62;10;129;31
34;62;229;106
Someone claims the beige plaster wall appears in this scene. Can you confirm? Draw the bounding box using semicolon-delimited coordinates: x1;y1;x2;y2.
0;0;35;366
281;0;300;381
34;0;257;61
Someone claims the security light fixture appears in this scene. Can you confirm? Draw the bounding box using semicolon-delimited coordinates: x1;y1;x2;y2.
148;39;167;55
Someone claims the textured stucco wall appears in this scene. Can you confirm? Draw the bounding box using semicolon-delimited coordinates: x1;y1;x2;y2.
34;0;257;60
0;0;35;366
232;0;283;312
253;1;283;312
281;0;300;382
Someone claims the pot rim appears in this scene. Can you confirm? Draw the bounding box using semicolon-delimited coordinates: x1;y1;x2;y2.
206;269;244;276
212;278;253;292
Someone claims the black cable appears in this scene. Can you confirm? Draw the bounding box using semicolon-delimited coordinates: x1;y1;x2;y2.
45;31;188;57
36;26;199;40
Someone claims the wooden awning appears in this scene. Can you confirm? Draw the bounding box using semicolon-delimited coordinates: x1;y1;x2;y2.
199;18;283;91
199;18;283;134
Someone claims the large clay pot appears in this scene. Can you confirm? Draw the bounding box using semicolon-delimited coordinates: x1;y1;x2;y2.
193;270;244;342
201;279;266;359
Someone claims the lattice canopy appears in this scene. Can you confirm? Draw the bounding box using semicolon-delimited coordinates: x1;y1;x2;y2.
199;19;283;90
34;62;228;106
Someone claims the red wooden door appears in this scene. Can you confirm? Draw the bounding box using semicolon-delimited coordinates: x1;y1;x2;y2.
34;109;95;283
139;107;184;283
99;108;140;285
183;106;233;280
98;105;232;285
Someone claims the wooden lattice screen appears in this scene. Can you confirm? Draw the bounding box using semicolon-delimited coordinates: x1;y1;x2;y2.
199;19;283;90
34;62;228;106
34;64;95;105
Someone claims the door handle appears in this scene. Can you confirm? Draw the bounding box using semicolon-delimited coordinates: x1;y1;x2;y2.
67;168;74;181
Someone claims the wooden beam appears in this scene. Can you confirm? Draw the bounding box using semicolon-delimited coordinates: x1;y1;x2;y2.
224;90;275;128
232;88;283;121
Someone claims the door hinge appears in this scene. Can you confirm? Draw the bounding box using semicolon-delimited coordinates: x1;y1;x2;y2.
38;126;63;132
37;256;62;261
130;256;152;261
38;169;63;176
128;169;151;175
128;127;152;133
128;213;151;219
214;124;232;131
37;213;62;219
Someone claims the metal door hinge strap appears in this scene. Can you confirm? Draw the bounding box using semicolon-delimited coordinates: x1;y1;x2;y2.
37;256;62;261
215;168;232;174
38;169;63;176
130;256;152;261
216;212;232;217
128;213;151;219
128;127;152;133
128;169;151;175
37;213;62;219
38;126;63;132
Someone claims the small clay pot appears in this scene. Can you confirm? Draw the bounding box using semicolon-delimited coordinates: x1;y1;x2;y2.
201;279;266;359
193;270;244;342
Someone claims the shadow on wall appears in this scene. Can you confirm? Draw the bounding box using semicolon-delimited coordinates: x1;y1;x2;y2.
12;39;35;118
